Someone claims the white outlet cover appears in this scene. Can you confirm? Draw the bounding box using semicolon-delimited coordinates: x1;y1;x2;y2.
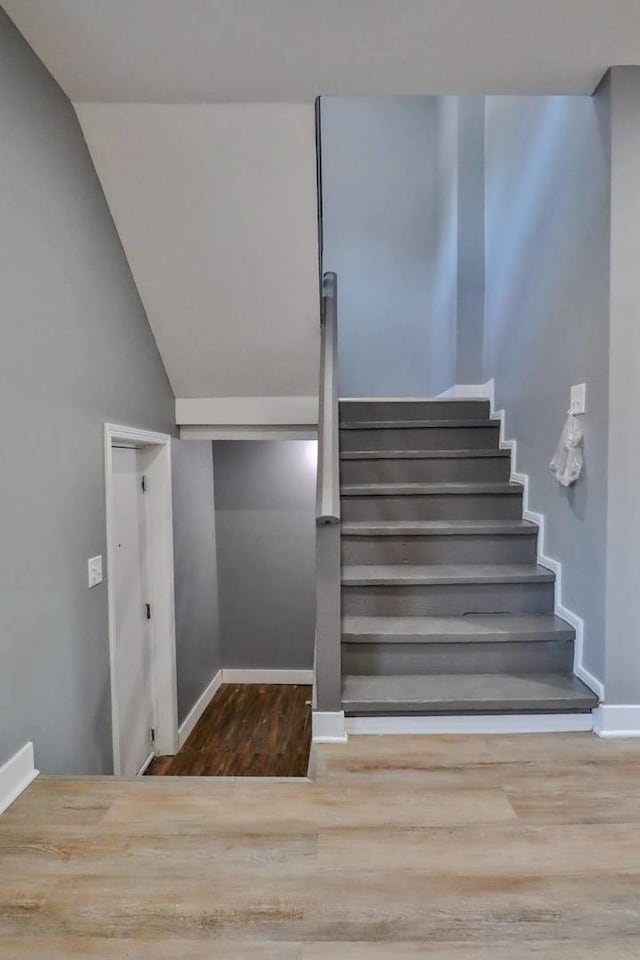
570;383;586;415
88;555;103;588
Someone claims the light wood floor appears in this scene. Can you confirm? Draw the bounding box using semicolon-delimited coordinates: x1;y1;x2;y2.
3;733;640;957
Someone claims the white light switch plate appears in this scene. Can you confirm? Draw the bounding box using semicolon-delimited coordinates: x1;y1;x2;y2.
88;555;103;588
570;383;586;415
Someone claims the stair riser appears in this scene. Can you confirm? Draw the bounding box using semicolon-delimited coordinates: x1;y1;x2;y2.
343;703;594;716
340;400;490;422
340;456;511;484
341;534;538;565
341;493;523;522
342;581;555;616
342;639;574;676
340;425;500;452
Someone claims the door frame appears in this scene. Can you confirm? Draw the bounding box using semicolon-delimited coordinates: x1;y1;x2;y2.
104;423;178;775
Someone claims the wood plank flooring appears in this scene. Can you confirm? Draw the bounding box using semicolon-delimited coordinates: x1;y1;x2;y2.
147;683;312;777
3;733;640;957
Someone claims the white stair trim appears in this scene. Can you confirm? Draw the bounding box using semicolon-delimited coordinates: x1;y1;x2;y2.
0;742;39;815
346;713;593;735
341;396;465;402
180;425;316;441
442;380;603;702
312;710;347;742
178;669;223;748
593;705;640;737
176;395;318;425
176;395;317;426
222;668;313;685
177;395;318;439
436;384;490;399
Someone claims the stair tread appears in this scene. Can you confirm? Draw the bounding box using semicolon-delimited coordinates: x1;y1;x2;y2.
342;673;598;712
341;419;493;430
341;449;509;460
339;398;488;404
341;613;575;643
341;520;537;536
341;481;522;496
342;563;555;586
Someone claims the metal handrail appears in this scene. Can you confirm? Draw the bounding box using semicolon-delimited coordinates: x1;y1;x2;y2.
316;272;340;524
314;271;342;716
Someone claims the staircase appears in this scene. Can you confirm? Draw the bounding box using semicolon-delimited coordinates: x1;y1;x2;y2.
339;398;599;717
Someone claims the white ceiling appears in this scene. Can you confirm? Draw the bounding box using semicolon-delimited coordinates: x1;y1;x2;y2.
5;0;640;103
76;103;320;400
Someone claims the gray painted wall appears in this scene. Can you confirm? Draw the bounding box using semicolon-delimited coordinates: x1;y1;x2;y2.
431;97;458;396
483;95;610;682
602;68;640;704
172;441;221;722
321;96;438;397
456;97;485;384
213;441;316;670
0;10;175;774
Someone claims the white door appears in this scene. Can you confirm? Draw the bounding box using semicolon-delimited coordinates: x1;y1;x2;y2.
111;446;153;776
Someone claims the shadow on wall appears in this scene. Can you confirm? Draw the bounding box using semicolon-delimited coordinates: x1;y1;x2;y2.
213;440;317;671
485;97;574;344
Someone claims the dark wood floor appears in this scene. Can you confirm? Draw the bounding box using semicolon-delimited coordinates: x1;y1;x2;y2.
146;683;312;777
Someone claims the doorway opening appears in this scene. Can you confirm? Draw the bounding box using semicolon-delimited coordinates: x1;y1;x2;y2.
144;437;316;779
104;423;178;776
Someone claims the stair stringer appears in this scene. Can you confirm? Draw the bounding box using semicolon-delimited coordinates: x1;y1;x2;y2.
441;379;604;702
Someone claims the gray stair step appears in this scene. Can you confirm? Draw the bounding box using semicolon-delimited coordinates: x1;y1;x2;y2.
340;424;500;453
341;482;524;524
341;521;538;565
341;614;575;675
337;397;588;703
341;449;508;459
341;564;555;614
341;520;536;536
342;673;598;714
339;399;491;423
342;640;574;676
341;492;523;522
342;563;554;587
340;450;511;484
341;418;492;430
341;613;574;643
342;481;521;496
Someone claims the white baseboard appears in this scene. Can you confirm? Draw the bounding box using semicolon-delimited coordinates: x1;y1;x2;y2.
593;705;640;737
312;710;347;742
136;751;155;776
222;669;314;685
346;713;594;736
573;663;604;702
178;669;223;748
451;378;605;703
0;742;39;815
